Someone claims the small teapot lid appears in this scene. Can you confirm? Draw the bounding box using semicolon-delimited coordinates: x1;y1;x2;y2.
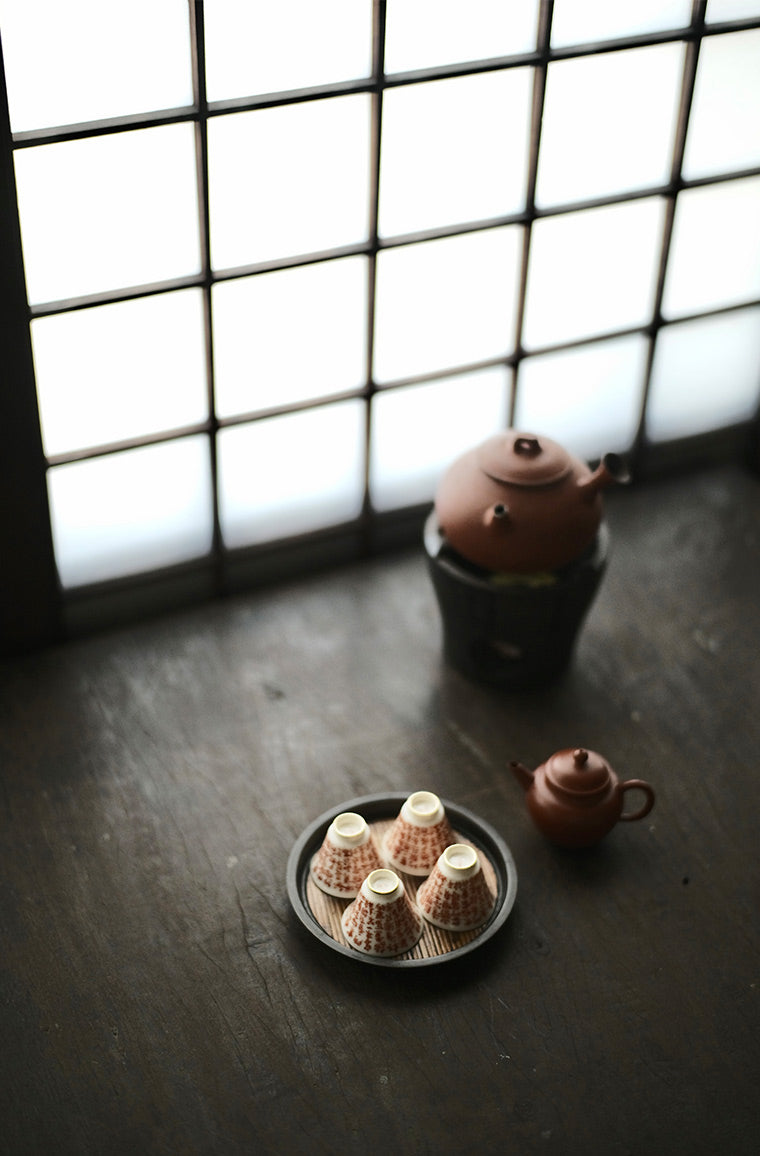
545;748;612;796
476;432;572;488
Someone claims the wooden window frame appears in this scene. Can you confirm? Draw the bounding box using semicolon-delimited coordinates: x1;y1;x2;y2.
1;1;759;654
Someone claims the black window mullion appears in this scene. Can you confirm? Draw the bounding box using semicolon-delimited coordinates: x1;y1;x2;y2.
631;0;708;466
0;31;62;653
189;0;225;592
11;105;197;148
361;0;386;551
509;0;554;427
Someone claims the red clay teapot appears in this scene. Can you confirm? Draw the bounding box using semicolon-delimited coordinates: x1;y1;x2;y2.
434;430;629;573
509;747;655;848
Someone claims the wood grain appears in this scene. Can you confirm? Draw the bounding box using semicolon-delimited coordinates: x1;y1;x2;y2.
1;464;759;1155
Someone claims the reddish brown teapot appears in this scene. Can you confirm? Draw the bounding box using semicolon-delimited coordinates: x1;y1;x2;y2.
434;430;629;573
510;747;655;848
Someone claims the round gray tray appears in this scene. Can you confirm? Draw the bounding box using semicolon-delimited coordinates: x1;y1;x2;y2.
287;792;518;968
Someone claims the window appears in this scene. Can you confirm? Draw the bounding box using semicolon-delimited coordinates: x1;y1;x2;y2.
2;0;760;652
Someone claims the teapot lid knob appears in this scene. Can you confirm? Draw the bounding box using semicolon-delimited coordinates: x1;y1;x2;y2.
573;748;590;767
474;430;571;486
514;435;542;457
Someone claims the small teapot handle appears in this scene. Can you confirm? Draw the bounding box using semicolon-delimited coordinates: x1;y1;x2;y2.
618;780;655;822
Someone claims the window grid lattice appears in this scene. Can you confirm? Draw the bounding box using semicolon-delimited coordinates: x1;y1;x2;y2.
6;0;760;601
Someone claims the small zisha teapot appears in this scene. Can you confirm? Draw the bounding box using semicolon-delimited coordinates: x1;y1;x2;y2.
509;747;655;848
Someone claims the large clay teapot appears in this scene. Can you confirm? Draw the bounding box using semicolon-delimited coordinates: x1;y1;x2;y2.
434;430;629;573
509;747;655;848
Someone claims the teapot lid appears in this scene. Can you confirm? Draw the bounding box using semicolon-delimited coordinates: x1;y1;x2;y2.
476;432;572;488
545;748;612;795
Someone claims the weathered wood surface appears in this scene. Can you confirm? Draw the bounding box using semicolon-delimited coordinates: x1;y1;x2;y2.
2;464;759;1155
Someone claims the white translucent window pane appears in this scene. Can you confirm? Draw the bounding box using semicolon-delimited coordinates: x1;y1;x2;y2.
0;0;192;133
551;0;692;46
218;402;365;548
515;335;648;459
208;98;370;269
384;0;538;73
370;367;509;512
662;177;760;319
32;291;208;458
48;437;214;588
647;308;760;441
523;199;664;348
536;45;683;208
379;69;532;237
213;258;367;418
682;31;760;180
707;0;760;21
14;125;200;305
203;0;372;101
374;227;522;383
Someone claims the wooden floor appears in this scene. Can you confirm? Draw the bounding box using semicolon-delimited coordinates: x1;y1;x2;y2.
2;463;759;1155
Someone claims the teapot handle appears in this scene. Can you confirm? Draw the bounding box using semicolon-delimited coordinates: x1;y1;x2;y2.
619;780;655;822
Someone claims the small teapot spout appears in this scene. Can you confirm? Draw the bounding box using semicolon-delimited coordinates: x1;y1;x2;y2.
578;452;631;502
482;501;511;530
509;760;534;791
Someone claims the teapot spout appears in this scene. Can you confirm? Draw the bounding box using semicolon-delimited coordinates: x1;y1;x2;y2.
578;452;631;502
509;760;534;791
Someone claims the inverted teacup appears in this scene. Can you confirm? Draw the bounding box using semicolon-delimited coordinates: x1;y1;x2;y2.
416;843;495;931
341;868;423;957
382;790;455;876
310;812;383;898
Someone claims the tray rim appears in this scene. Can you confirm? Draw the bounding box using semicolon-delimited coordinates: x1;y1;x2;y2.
286;791;518;969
